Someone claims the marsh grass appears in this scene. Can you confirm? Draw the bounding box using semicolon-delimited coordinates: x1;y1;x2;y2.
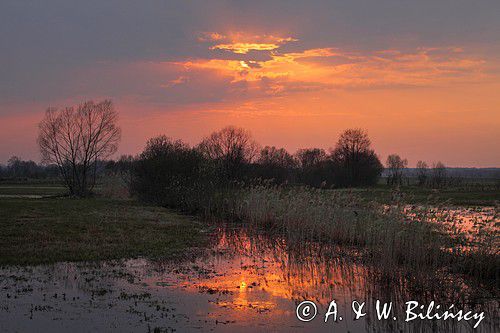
0;197;208;265
213;226;498;330
217;185;498;282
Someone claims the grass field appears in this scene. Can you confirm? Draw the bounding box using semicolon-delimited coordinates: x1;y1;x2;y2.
0;184;66;196
0;196;208;266
1;179;497;205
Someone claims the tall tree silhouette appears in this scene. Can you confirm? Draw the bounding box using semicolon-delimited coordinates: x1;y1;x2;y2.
330;129;383;186
38;100;121;197
198;126;259;179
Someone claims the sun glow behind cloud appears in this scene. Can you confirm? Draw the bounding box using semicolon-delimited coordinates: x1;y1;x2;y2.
175;33;487;96
200;32;298;54
38;30;495;167
119;31;496;167
211;43;281;54
0;23;499;166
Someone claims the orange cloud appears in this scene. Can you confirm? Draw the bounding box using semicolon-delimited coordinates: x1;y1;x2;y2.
9;31;490;167
210;42;281;54
173;42;486;94
201;31;298;54
169;33;487;94
160;75;188;88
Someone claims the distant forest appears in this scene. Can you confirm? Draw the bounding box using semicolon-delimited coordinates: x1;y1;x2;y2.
382;168;500;179
2;154;499;182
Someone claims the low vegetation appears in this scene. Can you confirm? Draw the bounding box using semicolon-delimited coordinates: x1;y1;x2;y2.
0;183;65;196
225;186;498;281
0;196;207;265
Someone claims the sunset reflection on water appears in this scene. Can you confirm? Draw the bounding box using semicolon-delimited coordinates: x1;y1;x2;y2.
134;224;497;332
0;219;497;332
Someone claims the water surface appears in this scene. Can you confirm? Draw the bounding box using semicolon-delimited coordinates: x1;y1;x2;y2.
0;209;498;332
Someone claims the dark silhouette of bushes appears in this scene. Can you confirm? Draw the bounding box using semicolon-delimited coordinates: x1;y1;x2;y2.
197;126;259;180
132;136;205;211
0;156;60;181
130;135;233;214
329;129;383;187
130;127;385;207
252;146;297;184
249;129;383;188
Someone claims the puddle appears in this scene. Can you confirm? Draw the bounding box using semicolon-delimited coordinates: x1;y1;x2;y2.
403;206;497;228
1;225;498;332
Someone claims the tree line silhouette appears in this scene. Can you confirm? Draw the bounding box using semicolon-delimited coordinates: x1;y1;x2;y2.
1;100;485;199
123;125;386;211
31;100;385;198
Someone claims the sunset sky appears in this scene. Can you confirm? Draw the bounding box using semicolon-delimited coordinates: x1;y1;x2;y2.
1;1;499;166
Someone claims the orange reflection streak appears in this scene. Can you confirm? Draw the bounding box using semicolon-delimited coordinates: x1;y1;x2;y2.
125;219;498;326
165;231;368;314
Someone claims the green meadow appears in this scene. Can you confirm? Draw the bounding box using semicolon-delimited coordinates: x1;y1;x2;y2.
0;189;208;266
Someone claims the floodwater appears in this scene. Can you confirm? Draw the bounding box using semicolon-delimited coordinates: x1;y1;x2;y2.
402;205;497;229
1;210;498;332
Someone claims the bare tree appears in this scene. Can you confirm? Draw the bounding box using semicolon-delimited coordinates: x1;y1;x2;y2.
431;161;447;188
416;160;429;186
198;126;259;178
7;156;21;177
386;154;408;186
38;100;121;197
258;146;296;168
333;128;372;158
330;129;383;186
255;146;297;183
295;148;327;168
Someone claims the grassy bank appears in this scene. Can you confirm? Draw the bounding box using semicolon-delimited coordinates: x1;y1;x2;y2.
0;197;208;266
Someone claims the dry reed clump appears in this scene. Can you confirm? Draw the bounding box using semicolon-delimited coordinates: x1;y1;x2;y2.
228;185;454;275
407;204;499;281
452;206;499;281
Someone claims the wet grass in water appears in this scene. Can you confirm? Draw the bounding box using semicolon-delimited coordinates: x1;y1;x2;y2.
221;185;498;282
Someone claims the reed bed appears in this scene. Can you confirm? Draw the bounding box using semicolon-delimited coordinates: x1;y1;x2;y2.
218;185;498;281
